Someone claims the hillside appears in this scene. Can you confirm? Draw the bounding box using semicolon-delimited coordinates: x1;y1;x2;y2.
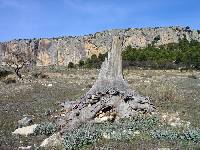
0;26;200;66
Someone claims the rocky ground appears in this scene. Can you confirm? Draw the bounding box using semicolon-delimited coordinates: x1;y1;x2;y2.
0;68;200;150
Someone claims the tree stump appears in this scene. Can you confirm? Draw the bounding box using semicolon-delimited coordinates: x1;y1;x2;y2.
57;36;155;133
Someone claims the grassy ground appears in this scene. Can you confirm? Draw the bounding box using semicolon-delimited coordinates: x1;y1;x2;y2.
0;68;200;150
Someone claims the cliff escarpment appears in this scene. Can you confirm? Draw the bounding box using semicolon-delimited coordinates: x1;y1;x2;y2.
0;26;200;66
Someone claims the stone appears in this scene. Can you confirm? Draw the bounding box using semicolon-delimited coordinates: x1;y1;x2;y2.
40;132;63;148
12;124;38;136
18;146;32;150
47;83;53;87
18;116;33;127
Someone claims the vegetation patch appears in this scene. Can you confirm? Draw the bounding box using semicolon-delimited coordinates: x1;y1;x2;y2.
63;114;200;149
122;38;200;69
150;128;200;142
0;67;12;78
33;122;57;136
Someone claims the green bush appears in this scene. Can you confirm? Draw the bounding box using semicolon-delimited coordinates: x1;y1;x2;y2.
34;122;57;136
63;124;101;149
83;52;108;69
78;60;85;67
62;114;200;149
0;68;12;78
68;62;75;68
63;115;159;149
150;128;200;142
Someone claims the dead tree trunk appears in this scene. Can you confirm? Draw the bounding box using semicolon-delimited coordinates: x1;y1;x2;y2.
57;36;155;133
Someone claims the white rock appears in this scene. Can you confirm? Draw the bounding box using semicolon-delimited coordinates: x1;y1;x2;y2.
133;130;140;135
95;116;113;123
47;83;53;87
102;132;111;139
18;146;32;150
40;132;63;148
60;113;66;117
12;124;38;136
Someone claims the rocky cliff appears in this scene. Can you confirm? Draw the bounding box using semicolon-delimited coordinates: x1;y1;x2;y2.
0;26;200;66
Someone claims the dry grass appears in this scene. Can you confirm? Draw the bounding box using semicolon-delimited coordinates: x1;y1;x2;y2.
0;68;200;149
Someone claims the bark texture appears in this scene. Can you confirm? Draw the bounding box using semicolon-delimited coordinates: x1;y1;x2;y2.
57;36;155;133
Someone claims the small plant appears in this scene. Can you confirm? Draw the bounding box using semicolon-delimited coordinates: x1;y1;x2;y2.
34;122;57;136
0;68;12;78
78;60;85;67
63;124;101;149
68;62;75;68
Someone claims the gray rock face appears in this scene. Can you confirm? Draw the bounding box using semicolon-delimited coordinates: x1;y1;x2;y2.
56;36;155;133
0;26;200;66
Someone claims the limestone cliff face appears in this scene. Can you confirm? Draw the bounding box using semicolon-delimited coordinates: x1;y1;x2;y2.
0;26;200;66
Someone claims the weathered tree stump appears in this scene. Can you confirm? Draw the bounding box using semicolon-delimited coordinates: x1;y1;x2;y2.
57;36;155;133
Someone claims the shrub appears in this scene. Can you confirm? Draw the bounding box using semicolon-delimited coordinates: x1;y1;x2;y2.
63;124;101;149
68;62;75;68
83;52;108;69
0;68;12;78
78;60;85;67
150;128;200;143
63;115;159;149
2;76;16;84
34;122;57;136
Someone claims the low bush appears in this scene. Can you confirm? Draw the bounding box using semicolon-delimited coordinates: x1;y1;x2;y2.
63;115;159;149
34;122;57;136
63;114;200;149
150;128;200;143
68;62;75;68
0;68;12;78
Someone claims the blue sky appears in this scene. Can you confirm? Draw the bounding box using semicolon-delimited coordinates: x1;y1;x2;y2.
0;0;199;42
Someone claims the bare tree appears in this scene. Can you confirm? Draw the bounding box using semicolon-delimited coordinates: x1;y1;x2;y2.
3;45;35;79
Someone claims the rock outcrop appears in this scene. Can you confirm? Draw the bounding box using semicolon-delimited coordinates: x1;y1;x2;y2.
0;26;200;66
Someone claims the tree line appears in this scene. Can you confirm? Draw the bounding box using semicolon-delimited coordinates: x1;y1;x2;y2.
122;37;200;69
